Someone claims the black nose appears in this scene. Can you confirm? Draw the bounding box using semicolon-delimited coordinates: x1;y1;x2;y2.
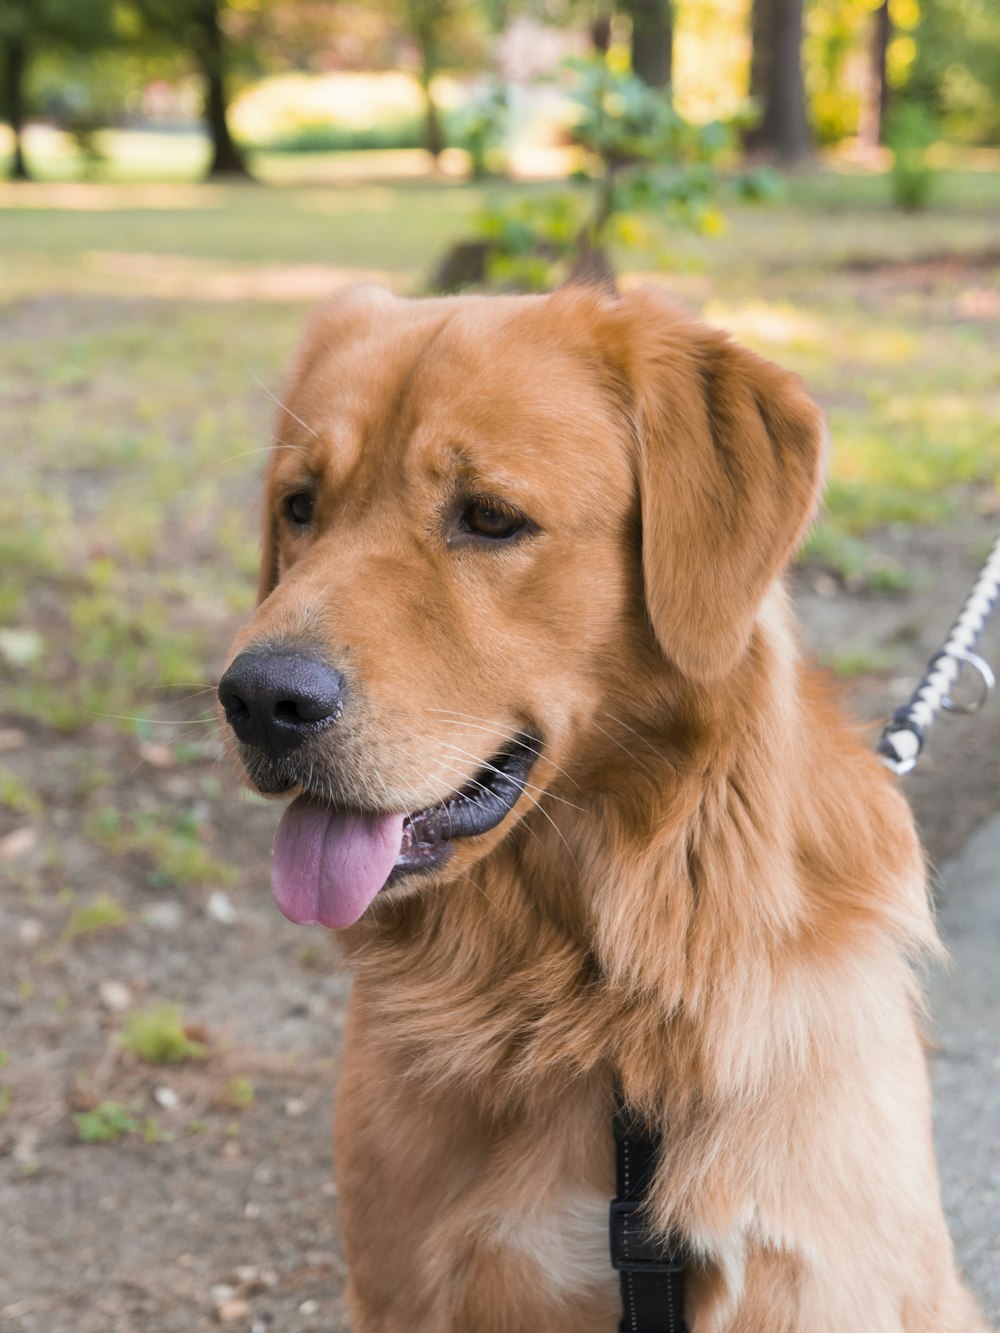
218;650;346;755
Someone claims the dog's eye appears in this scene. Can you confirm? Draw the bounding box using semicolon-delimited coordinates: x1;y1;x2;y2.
284;492;314;527
460;499;527;542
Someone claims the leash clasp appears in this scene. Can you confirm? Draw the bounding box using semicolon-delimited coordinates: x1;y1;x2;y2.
940;647;995;715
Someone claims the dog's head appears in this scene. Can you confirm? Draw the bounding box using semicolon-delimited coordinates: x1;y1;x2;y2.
218;285;824;929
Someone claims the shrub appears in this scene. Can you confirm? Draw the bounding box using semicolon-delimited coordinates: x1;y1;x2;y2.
886;103;936;211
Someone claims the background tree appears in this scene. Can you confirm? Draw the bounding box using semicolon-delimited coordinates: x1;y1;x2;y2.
127;0;252;177
745;0;810;161
0;0;116;180
907;0;1000;144
620;0;673;90
858;1;891;147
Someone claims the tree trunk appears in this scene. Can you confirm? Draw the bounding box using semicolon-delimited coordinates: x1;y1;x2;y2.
195;0;250;178
2;34;30;181
746;0;811;162
858;1;891;148
623;0;673;90
415;29;445;160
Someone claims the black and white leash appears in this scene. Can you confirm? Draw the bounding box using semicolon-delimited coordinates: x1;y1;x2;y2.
877;533;1000;776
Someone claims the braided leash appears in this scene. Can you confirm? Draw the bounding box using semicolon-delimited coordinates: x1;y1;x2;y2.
877;533;1000;776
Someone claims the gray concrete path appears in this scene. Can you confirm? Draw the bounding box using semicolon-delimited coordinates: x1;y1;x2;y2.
932;813;1000;1323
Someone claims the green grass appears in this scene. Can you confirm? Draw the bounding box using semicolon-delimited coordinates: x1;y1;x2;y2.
120;1002;208;1065
1;152;998;742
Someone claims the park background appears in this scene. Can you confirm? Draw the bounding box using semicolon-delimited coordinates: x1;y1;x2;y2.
1;0;998;1329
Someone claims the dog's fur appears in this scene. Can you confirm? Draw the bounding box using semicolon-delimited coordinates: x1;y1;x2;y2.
222;284;987;1331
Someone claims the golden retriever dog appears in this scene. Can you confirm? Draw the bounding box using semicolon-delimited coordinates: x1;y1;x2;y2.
218;284;987;1332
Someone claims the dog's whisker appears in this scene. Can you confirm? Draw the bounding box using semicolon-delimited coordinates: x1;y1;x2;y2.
87;711;217;727
437;741;585;814
588;717;658;778
431;758;548;859
243;361;319;438
598;710;664;760
425;712;582;791
439;745;578;868
208;440;313;473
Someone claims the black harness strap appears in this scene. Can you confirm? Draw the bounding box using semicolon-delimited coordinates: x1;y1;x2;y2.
609;1097;690;1333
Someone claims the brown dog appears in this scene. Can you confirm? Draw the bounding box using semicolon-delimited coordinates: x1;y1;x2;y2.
218;284;987;1331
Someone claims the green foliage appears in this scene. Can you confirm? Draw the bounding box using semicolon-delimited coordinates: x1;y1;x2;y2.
801;525;914;592
0;766;42;816
219;1076;255;1109
469;56;768;291
63;893;130;940
909;0;1000;144
264;118;424;154
75;1100;140;1143
887;103;936;210
120;1002;208;1065
451;82;507;178
821;644;894;679
86;805;236;890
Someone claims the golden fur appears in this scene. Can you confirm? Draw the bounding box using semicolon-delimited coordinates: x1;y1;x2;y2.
222;284;987;1331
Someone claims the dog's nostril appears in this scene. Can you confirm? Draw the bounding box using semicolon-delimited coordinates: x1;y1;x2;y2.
275;698;307;724
222;692;250;721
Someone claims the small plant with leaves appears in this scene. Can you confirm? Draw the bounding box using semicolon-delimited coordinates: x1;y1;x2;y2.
886;103;937;211
120;1002;208;1066
444;55;776;292
75;1100;140;1144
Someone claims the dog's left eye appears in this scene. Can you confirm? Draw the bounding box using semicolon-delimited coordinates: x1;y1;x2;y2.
284;492;314;527
460;498;527;542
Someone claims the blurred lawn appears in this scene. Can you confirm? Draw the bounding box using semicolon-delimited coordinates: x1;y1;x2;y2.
1;153;999;746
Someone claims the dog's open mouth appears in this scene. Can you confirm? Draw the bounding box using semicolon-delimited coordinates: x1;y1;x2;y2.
269;735;538;930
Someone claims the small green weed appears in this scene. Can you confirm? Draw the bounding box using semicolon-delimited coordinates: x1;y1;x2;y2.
801;525;914;593
85;805;236;890
0;767;43;816
120;1002;208;1065
821;645;894;679
75;1100;140;1144
0;1085;12;1116
219;1076;255;1110
63;893;129;940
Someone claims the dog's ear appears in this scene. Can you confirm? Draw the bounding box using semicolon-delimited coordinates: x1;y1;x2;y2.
612;290;825;681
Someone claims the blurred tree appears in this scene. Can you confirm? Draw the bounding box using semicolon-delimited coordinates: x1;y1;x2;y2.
0;0;116;180
858;0;891;147
382;0;487;160
404;0;449;157
908;0;1000;143
745;0;810;160
127;0;251;176
620;0;673;90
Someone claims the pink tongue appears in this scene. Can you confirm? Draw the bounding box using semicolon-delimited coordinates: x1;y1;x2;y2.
271;797;405;930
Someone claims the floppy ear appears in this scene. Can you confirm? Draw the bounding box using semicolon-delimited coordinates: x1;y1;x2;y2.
613;290;825;681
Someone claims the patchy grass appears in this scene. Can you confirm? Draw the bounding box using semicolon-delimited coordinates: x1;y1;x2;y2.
62;892;130;940
120;1002;209;1065
75;1099;141;1144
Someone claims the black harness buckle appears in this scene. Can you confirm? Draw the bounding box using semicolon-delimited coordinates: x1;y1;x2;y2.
609;1199;686;1274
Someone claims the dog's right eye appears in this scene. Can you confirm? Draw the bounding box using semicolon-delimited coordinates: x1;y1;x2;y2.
459;498;530;543
284;492;314;527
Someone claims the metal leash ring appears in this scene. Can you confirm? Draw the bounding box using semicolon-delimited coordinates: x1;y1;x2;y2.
941;648;996;715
